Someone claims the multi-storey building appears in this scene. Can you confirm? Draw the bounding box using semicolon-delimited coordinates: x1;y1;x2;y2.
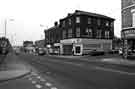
45;10;115;55
121;0;135;58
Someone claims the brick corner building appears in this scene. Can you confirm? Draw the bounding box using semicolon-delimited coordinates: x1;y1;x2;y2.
45;10;115;55
121;0;135;58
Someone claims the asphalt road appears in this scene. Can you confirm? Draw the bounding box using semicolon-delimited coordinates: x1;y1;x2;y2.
18;54;135;89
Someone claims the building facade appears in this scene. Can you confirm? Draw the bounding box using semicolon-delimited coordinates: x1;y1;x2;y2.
45;10;115;55
121;0;135;58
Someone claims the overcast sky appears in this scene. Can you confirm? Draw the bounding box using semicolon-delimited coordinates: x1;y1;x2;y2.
0;0;121;46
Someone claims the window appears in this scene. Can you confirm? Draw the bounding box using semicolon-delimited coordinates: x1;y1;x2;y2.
62;21;65;27
97;19;101;26
110;22;114;27
106;21;109;26
68;28;72;38
76;17;80;23
105;31;110;39
68;19;72;25
88;17;91;24
76;27;80;37
96;30;102;38
63;30;66;39
85;28;92;37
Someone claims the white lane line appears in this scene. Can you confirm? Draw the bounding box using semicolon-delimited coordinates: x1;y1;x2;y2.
37;76;41;79
46;72;51;74
28;77;32;81
45;82;52;87
31;72;38;76
94;66;135;75
51;87;58;89
35;84;43;89
40;78;46;82
32;81;36;84
63;62;82;66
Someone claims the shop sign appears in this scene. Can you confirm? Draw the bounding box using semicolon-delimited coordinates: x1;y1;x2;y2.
124;30;135;38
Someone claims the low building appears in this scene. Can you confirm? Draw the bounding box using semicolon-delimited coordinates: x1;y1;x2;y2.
23;41;34;53
35;39;45;48
45;10;115;55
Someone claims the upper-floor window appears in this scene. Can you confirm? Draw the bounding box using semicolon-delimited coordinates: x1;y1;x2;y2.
105;31;110;39
62;21;65;27
132;10;135;27
110;22;114;27
76;17;80;23
96;30;102;38
76;27;80;37
85;28;92;37
106;21;109;26
97;19;101;26
88;17;92;24
68;28;72;38
68;19;72;25
63;30;66;39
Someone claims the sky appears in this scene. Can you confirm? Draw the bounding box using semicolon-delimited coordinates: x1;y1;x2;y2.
0;0;121;46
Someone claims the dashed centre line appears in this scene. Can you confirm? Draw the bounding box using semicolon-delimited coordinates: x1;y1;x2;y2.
35;84;43;89
45;82;52;87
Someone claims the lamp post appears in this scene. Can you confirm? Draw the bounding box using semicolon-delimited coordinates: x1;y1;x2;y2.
4;19;14;37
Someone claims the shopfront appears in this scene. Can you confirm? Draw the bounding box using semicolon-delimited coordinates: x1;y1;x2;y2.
121;28;135;58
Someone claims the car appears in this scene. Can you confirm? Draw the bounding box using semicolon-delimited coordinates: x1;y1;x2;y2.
37;48;46;55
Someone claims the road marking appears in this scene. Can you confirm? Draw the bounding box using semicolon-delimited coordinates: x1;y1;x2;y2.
40;78;46;82
31;72;38;76
45;82;52;87
35;84;42;89
94;66;135;75
28;77;32;80
37;76;41;79
63;62;82;66
32;81;36;84
51;87;58;89
46;72;51;74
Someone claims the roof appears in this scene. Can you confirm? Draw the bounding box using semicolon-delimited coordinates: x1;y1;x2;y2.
61;10;115;21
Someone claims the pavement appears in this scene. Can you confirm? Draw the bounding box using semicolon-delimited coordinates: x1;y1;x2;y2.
0;53;31;82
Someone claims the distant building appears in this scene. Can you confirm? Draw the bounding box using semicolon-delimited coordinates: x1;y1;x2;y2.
45;10;115;55
121;0;135;58
35;40;45;48
23;41;34;53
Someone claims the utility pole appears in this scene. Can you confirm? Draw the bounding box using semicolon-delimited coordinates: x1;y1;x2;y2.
4;19;7;37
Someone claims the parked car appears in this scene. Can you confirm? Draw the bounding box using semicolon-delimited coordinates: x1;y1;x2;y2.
37;48;46;55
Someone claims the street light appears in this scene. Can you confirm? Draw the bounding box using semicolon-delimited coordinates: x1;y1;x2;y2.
4;18;14;37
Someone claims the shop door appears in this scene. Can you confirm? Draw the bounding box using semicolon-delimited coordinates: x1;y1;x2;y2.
75;46;81;55
63;45;72;55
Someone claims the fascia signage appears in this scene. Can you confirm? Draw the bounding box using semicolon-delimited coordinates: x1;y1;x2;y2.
124;30;135;38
